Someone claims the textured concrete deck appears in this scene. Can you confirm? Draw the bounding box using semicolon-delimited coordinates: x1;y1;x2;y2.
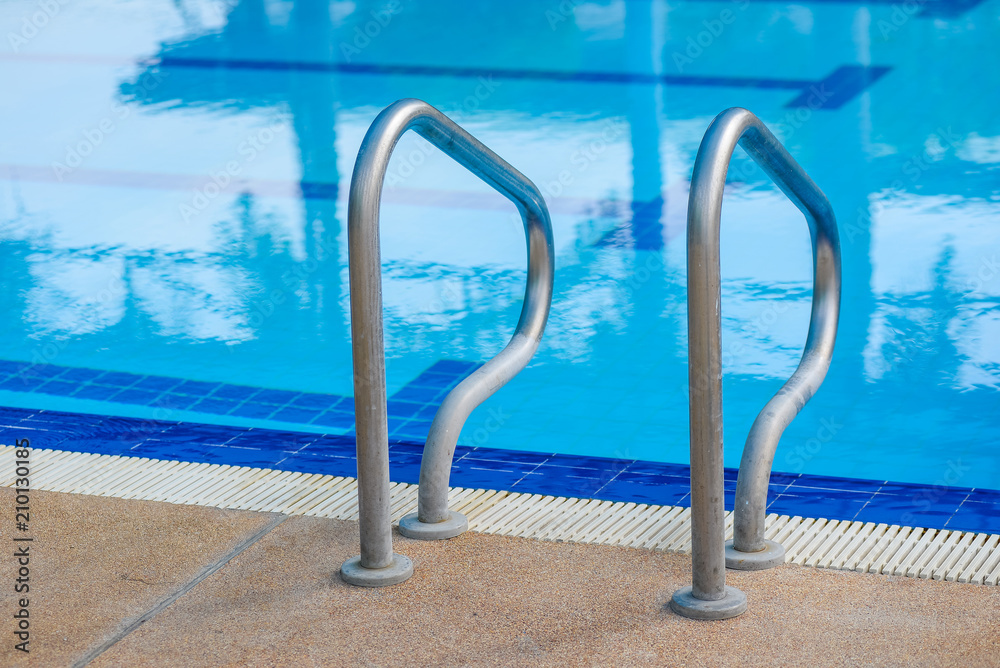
2;489;998;667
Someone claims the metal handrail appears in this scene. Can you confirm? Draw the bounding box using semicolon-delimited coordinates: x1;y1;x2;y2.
670;108;841;619
340;98;554;587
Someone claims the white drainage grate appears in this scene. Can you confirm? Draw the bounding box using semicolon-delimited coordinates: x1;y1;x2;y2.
2;446;997;585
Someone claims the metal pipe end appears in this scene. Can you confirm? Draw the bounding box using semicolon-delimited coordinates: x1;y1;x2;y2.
669;585;747;620
724;539;786;571
398;511;468;541
340;553;413;587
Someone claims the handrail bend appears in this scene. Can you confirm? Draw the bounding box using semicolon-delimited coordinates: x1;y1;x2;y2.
671;107;841;619
341;99;554;586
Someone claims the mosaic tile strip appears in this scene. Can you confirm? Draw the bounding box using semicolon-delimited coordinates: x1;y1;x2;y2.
0;404;996;534
0;358;479;442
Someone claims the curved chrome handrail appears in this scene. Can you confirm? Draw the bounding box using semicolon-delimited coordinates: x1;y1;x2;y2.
341;99;554;585
671;107;841;619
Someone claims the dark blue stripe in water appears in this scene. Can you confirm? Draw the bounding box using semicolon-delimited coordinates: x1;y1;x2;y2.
595;197;666;251
641;0;983;18
156;56;808;88
784;66;892;110
152;58;890;110
299;181;339;199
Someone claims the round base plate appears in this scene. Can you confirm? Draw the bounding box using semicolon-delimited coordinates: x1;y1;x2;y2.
669;585;747;620
340;554;413;587
725;539;786;571
397;511;468;540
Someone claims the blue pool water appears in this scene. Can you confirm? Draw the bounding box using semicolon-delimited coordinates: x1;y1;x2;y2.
0;0;998;494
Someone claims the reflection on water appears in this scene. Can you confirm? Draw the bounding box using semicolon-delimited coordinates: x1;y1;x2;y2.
1;0;998;484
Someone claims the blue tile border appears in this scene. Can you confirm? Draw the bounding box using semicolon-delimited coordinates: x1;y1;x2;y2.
0;360;995;533
1;402;998;534
0;358;479;439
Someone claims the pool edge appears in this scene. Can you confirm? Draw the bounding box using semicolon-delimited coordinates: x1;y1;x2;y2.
3;446;997;586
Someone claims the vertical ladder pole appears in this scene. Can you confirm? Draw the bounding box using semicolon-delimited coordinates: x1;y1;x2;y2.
670;110;748;620
339;104;417;588
670;107;841;617
340;98;553;584
340;187;413;584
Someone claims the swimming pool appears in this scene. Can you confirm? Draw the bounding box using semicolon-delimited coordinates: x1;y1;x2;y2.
1;0;998;506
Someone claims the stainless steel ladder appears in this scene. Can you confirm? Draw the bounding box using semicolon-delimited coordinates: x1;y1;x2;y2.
671;107;842;619
340;99;555;587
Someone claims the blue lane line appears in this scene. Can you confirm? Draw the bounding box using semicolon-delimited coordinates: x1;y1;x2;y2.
784;65;891;109
595;196;666;251
912;0;985;17
155;56;808;87
666;0;984;18
0;403;997;533
298;181;340;199
769;0;982;18
151;58;890;110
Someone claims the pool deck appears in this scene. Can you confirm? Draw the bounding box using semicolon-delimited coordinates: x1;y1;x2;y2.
2;488;998;667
